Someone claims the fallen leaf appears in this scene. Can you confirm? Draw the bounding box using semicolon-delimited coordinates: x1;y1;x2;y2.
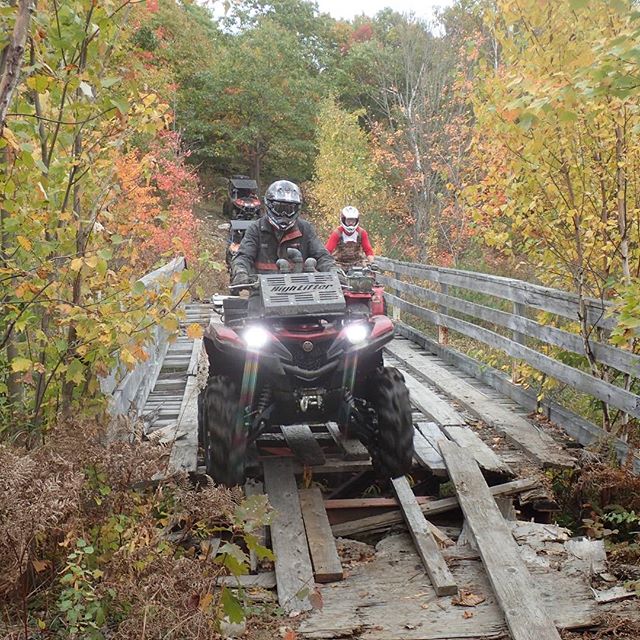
405;623;417;630
421;603;430;610
452;589;486;607
283;629;297;640
463;611;474;619
309;589;323;610
32;559;49;573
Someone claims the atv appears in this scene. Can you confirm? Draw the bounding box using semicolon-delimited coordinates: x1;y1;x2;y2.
199;251;414;487
222;175;261;220
220;175;262;274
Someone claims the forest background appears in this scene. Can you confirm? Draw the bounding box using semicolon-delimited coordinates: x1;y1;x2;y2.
1;0;640;637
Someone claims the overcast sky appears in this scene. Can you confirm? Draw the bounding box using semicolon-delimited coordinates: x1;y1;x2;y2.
314;0;454;21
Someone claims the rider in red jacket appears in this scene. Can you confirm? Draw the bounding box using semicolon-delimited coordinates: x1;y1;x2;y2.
325;206;374;270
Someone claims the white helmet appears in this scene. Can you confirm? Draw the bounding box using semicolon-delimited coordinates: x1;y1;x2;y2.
340;206;360;234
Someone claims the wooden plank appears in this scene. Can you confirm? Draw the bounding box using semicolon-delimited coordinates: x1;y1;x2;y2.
167;339;200;473
324;496;431;509
245;479;266;573
377;256;615;331
396;321;640;474
393;366;465;427
186;337;203;376
391;367;512;475
281;424;326;466
440;440;562;640
388;340;574;468
380;274;639;377
412;426;447;476
325;422;369;460
299;487;343;583
442;425;513;477
391;477;457;595
216;572;277;589
331;476;538;537
385;292;640;421
263;458;314;613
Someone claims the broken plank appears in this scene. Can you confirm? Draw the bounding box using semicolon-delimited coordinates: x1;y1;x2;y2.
325;422;369;460
281;424;326;466
388;341;574;468
440;440;561;640
263;458;314;613
331;476;538;537
442;425;513;477
299;487;343;583
391;477;457;595
412;424;447;476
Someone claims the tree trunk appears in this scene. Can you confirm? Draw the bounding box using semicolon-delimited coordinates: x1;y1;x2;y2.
0;0;33;135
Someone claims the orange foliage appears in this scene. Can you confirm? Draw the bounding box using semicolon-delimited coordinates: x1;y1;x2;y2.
113;131;201;268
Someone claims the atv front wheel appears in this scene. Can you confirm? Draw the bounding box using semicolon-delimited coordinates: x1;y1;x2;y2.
200;376;246;486
366;366;414;479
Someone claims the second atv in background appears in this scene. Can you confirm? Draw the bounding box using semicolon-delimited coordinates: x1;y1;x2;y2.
221;175;262;273
222;175;261;220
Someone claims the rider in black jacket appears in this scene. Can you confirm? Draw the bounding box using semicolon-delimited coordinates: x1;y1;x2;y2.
231;180;335;283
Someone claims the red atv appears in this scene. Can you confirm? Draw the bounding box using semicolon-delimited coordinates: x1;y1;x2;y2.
199;254;414;486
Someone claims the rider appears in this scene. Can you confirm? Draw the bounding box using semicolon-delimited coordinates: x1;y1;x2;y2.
325;206;375;270
231;180;336;284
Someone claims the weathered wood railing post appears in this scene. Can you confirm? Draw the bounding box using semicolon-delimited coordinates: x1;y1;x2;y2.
511;301;526;383
438;282;449;346
392;266;401;322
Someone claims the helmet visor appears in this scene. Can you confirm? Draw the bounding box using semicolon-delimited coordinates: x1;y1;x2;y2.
271;201;299;218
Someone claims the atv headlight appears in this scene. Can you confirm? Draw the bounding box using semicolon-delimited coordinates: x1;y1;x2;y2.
242;325;270;350
344;322;369;345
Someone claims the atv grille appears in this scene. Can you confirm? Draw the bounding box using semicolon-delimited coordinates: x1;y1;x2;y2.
286;340;330;371
260;272;345;317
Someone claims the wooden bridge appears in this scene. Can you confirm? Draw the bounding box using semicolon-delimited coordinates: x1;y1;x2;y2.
104;256;639;640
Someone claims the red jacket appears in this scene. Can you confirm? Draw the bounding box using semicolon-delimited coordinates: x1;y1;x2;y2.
325;227;374;256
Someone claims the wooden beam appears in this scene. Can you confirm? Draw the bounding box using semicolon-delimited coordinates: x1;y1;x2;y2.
281;424;326;466
376;256;615;331
379;274;639;377
263;458;314;613
388;340;574;469
391;477;457;595
299;487;343;583
385;293;640;420
331;477;538;537
325;422;369;460
412;424;447;476
440;440;561;640
167;340;200;473
396;321;640;474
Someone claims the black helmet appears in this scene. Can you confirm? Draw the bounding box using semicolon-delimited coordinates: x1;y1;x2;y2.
264;180;302;231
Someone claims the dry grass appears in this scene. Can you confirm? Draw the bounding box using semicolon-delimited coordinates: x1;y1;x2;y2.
0;419;273;640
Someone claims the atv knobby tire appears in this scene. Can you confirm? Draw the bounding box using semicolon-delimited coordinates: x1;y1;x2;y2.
366;366;414;479
200;376;246;486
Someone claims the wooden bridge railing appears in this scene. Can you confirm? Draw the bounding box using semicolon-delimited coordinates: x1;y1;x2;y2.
100;256;187;417
377;256;640;434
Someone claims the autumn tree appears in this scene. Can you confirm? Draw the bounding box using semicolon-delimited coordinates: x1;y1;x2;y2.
0;0;197;435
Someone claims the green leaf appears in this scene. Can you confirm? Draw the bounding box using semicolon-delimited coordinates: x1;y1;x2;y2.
221;587;245;624
101;76;121;88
